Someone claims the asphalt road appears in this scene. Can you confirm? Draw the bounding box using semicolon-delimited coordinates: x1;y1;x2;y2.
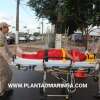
0;66;99;100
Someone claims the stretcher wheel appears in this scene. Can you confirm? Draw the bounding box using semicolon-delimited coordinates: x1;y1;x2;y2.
64;92;71;100
40;88;47;96
40;96;47;100
16;64;21;70
40;88;44;96
61;88;71;100
16;64;29;71
64;93;72;100
40;87;47;100
65;96;69;100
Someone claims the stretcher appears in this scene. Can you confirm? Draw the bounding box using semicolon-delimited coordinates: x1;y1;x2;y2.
13;48;96;69
12;48;99;100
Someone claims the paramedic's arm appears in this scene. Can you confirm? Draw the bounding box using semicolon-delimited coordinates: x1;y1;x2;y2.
66;51;79;61
4;37;15;58
4;44;13;58
66;51;74;61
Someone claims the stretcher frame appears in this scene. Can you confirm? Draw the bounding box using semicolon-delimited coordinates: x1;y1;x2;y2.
39;57;100;100
13;55;100;100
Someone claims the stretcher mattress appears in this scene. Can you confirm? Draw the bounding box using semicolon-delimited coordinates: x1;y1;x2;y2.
14;56;96;68
13;49;96;68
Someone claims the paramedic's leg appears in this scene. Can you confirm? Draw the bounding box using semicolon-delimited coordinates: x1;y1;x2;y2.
95;63;100;98
97;67;100;96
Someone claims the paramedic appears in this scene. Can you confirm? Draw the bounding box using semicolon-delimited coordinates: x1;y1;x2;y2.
0;22;13;96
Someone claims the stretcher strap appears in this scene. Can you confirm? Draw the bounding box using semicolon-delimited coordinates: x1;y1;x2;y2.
44;49;48;62
61;48;66;62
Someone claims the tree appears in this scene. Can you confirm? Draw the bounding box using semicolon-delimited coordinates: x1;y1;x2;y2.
28;0;100;34
27;0;65;34
27;0;100;48
27;0;58;23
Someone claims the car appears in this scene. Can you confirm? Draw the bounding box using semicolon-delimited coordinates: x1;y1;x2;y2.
28;35;36;41
71;33;83;43
35;36;41;40
6;33;15;44
18;33;30;42
19;36;26;41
